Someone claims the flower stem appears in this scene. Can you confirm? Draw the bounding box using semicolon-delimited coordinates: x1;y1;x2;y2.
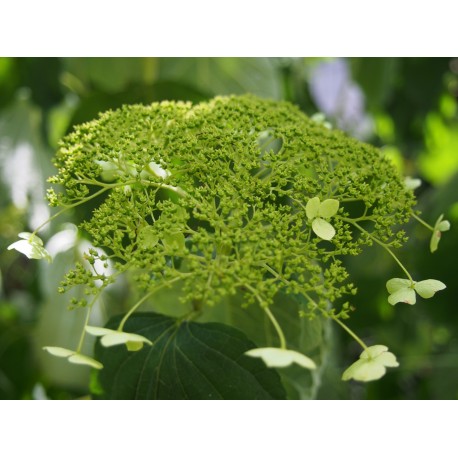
264;307;287;350
411;213;434;231
349;220;413;282
118;277;184;331
332;315;368;350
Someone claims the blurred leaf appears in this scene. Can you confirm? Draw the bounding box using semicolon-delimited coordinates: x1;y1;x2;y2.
158;57;282;99
351;58;399;112
62;58;158;94
418;112;458;185
93;312;287;400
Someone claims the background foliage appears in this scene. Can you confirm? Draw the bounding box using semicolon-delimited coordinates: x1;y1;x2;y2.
0;57;457;399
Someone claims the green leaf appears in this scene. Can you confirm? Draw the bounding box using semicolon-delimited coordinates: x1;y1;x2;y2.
93;313;287;400
312;218;336;240
158;57;282;99
318;199;339;218
414;279;446;299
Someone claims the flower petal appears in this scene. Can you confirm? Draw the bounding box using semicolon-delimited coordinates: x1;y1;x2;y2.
42;346;75;358
305;197;320;220
318;199;339;218
312;218;336;240
360;345;389;360
430;214;451;253
68;353;103;369
342;359;387;382
388;287;416;305
414;279;446;299
386;278;412;294
374;352;399;368
100;331;152;349
244;347;316;370
85;325;116;337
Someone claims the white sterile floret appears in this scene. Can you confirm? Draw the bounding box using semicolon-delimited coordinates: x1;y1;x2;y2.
244;347;316;370
306;197;339;240
386;278;446;305
342;345;399;382
8;232;52;262
85;326;153;352
42;346;103;369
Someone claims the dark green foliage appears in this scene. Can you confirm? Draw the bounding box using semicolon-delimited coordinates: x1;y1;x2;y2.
93;312;287;400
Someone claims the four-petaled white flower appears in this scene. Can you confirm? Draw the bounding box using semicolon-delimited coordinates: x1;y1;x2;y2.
386;278;446;305
342;345;399;382
306;197;339;241
43;346;103;369
8;232;52;262
244;347;316;370
85;326;153;351
430;214;450;253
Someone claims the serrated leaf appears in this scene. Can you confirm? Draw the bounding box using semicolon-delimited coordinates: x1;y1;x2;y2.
318;199;339;218
93;313;287;400
414;279;446;299
305;196;320;220
312;218;336;240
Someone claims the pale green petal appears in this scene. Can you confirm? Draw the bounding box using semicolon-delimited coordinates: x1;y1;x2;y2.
375;352;399;368
290;350;317;370
101;333;131;347
162;232;186;251
18;232;34;240
430;215;450;253
343;359;387;382
360;345;388;359
126;341;144;352
438;220;450;231
68;353;103;369
101;331;152;348
312;218;336;240
8;238;52;262
318;199;339;218
42;346;75;358
139;226;159;249
8;240;36;258
386;278;412;294
245;347;316;370
85;325;116;337
306;197;320;220
388;287;416;305
414;279;446;299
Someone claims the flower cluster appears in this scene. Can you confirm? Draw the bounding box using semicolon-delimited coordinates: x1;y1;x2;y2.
8;95;449;384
